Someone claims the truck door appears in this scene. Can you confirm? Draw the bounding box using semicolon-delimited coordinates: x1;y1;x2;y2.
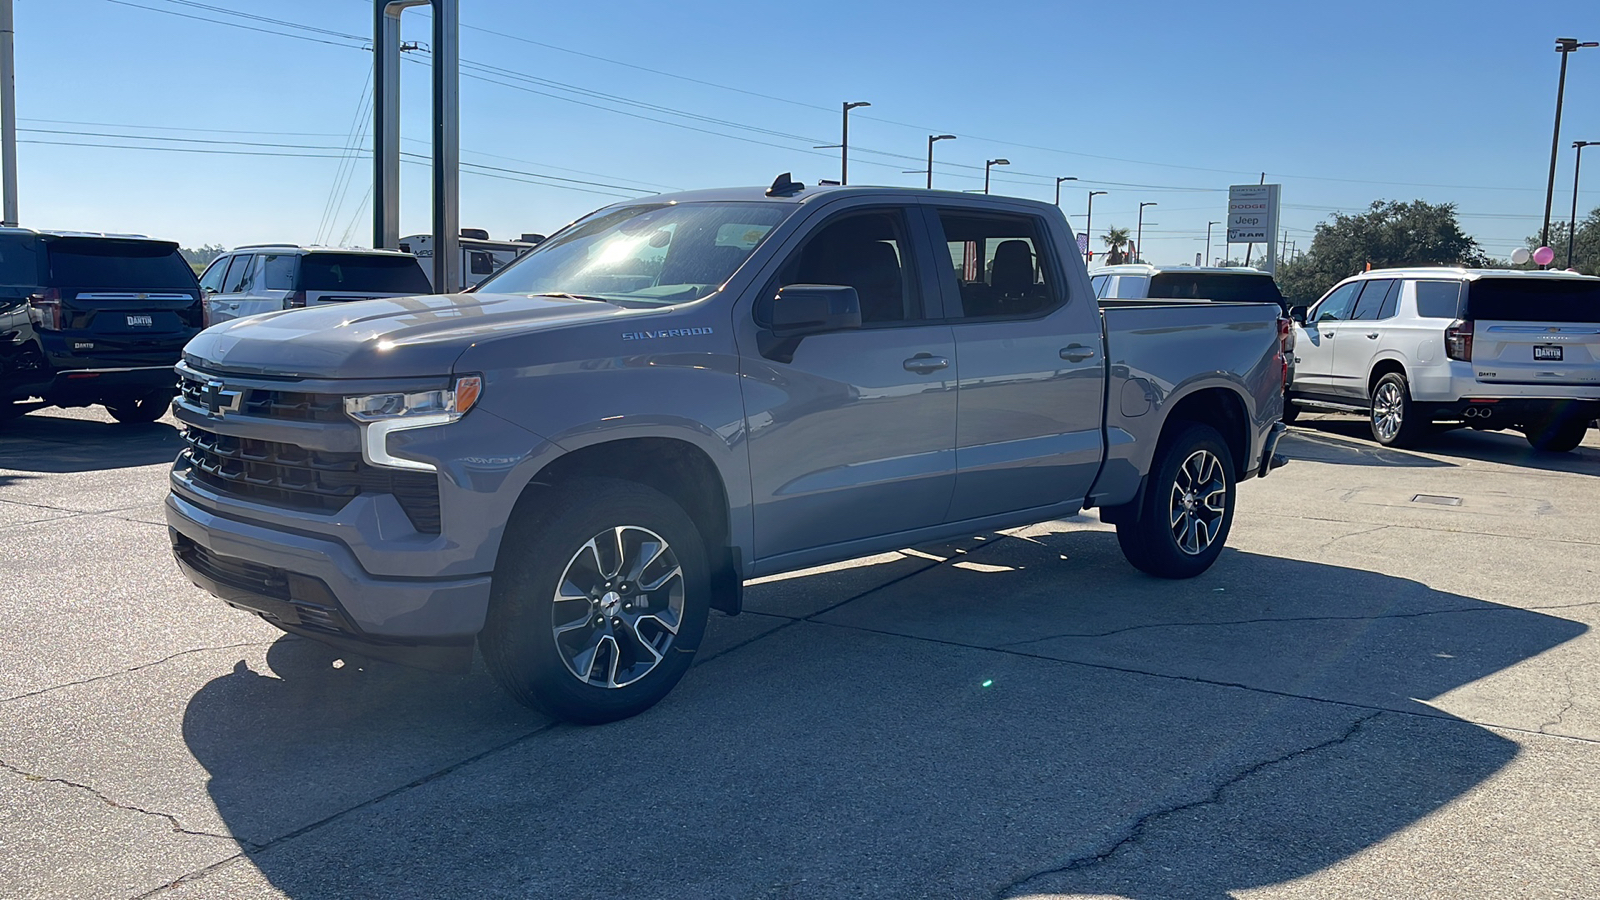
930;207;1107;520
739;206;958;561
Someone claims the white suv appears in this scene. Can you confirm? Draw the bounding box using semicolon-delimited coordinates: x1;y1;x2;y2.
1091;264;1287;311
197;245;432;325
1286;268;1600;452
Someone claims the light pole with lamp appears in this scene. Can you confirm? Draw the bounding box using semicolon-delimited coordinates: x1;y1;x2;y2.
984;158;1010;195
1136;202;1157;263
926;134;956;189
839;101;870;185
1054;176;1078;206
1543;38;1598;247
1569;140;1596;268
1086;190;1107;263
1205;220;1220;266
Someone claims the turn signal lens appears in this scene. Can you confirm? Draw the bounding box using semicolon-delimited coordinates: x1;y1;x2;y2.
454;375;482;413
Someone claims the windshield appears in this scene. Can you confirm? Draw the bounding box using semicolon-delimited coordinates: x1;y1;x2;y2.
476;202;790;305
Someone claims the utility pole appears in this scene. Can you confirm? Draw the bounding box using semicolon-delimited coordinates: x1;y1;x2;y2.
0;0;17;227
1544;38;1597;248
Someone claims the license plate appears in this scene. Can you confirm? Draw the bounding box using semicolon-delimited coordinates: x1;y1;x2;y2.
1533;345;1563;361
126;315;153;327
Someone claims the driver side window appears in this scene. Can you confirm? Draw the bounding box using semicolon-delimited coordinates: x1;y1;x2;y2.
1314;281;1361;322
762;209;920;326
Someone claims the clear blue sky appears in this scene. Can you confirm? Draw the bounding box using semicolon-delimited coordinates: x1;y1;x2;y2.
17;0;1600;266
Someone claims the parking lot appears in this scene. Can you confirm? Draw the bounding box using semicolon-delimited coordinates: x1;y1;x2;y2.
1;407;1597;899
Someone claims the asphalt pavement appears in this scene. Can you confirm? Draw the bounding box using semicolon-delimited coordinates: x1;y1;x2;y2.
2;407;1598;899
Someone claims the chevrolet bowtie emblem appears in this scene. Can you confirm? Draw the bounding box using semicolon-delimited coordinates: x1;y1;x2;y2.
201;379;242;418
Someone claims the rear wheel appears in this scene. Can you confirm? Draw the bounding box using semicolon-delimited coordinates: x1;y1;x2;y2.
1368;372;1428;448
103;390;173;424
1115;422;1236;579
1525;417;1589;453
481;477;711;724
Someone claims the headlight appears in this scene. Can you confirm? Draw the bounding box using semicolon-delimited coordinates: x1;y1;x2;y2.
345;375;482;423
345;376;482;472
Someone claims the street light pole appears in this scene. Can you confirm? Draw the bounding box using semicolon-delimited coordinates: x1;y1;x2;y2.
840;101;870;185
1544;38;1598;248
926;134;955;189
984;158;1010;195
1054;176;1078;206
1137;202;1157;263
1570;140;1595;268
1086;190;1107;263
1206;221;1220;266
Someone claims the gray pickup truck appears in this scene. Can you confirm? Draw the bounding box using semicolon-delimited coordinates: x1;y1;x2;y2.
167;178;1288;723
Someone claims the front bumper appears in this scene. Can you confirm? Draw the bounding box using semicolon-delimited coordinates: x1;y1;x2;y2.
167;490;489;672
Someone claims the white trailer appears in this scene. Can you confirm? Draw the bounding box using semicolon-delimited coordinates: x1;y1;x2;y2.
399;230;542;291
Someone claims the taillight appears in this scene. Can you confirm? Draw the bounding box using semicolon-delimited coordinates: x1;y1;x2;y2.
27;288;62;330
1277;316;1294;386
201;298;212;329
1445;319;1474;362
285;290;307;309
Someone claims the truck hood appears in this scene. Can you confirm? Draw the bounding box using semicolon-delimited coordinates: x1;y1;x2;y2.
184;293;635;378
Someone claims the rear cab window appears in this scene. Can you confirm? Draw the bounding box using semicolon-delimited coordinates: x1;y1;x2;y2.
299;253;432;294
934;210;1060;319
1464;277;1600;323
45;239;198;291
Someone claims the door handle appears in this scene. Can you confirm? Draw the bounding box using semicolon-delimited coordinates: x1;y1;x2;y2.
1365;332;1379;339
1321;332;1334;338
903;353;950;374
1060;344;1096;362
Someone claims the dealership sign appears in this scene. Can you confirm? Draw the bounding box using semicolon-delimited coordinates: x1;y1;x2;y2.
1226;184;1281;243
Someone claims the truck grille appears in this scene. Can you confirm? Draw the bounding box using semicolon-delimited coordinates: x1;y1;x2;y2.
177;375;345;423
180;425;441;533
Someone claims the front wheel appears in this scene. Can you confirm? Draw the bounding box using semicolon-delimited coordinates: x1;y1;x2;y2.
1368;372;1428;448
481;477;711;724
1116;422;1236;579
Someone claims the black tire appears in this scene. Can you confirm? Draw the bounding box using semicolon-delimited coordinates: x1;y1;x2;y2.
1281;395;1300;425
103;390;173;424
1525;418;1589;453
1367;372;1428;448
481;477;711;724
1115;422;1237;579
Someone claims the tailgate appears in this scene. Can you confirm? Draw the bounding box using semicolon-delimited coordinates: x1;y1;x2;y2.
64;291;200;336
1466;277;1600;387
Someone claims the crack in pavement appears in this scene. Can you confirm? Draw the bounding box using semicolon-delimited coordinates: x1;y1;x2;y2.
1539;670;1578;736
133;720;562;899
995;599;1600;649
0;640;287;705
0;757;241;845
989;711;1384;900
1255;510;1600;548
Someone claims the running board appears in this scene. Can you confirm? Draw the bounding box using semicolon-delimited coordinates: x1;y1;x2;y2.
1289;398;1368;414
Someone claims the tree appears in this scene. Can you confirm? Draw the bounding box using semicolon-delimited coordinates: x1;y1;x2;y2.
1102;226;1131;265
1516;207;1600;274
181;244;226;275
1273;200;1488;304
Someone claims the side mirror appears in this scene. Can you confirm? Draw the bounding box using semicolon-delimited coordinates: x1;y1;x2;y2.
758;284;861;362
1289;306;1307;325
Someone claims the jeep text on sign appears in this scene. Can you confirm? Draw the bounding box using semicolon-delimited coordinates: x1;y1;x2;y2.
1226;184;1281;243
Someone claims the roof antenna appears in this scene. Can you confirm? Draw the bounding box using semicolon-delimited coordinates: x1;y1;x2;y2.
766;172;805;197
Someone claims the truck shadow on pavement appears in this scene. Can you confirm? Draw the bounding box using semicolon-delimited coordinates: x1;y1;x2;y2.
181;529;1585;900
0;411;183;472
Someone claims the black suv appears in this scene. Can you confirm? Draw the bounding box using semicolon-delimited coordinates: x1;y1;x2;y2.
1;230;203;423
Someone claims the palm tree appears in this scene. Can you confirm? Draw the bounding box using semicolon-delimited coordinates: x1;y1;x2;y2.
1102;226;1131;265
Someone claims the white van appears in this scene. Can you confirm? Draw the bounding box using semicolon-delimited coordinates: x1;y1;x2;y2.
399;231;541;291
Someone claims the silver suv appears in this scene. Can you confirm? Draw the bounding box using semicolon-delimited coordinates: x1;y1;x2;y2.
198;245;431;324
1286;268;1600;452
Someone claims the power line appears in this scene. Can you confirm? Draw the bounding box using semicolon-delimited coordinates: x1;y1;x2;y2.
98;0;367;49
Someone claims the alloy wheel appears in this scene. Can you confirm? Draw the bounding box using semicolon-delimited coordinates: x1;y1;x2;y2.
1372;382;1404;442
551;525;685;688
1168;449;1228;556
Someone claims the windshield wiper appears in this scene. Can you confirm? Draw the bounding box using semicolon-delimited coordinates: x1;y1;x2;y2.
531;292;614;303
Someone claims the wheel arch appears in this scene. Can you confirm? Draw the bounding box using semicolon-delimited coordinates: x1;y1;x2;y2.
1367;357;1409;396
1161;386;1251;480
508;437;743;615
